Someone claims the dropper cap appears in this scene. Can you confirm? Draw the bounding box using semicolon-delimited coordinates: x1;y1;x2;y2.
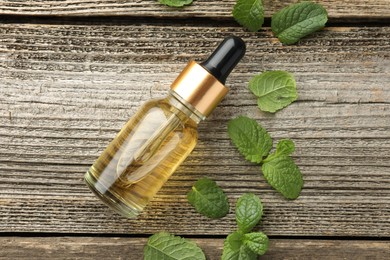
170;36;246;118
200;36;246;84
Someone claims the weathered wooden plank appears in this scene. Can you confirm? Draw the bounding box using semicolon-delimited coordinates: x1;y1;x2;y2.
1;237;389;260
0;24;389;236
0;0;389;19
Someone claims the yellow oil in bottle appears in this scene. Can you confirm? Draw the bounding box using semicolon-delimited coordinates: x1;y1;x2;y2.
84;97;198;218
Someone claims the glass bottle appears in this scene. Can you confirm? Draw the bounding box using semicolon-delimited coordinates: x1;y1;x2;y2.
84;36;246;218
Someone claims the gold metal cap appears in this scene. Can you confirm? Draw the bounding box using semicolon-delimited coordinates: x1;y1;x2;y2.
170;61;228;118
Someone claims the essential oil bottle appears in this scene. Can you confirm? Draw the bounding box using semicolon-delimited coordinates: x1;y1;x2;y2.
85;36;246;218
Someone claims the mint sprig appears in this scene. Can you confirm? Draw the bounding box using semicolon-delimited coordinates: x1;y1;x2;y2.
249;71;298;113
187;177;230;219
159;0;193;7
144;232;205;260
271;2;328;45
228;116;303;200
222;193;269;260
232;0;264;32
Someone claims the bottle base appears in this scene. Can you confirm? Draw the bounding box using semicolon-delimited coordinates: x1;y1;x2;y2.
84;171;141;218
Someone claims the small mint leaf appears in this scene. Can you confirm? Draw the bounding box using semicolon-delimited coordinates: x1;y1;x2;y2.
226;231;244;251
144;232;205;260
262;155;303;199
275;139;295;156
232;0;264;32
249;71;298;113
159;0;193;7
228;116;273;163
222;234;257;260
243;232;269;255
264;139;296;163
271;2;328;45
235;193;263;233
187;177;229;219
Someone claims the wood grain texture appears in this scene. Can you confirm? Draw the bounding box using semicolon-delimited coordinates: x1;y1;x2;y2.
0;0;389;19
1;237;390;259
0;23;389;236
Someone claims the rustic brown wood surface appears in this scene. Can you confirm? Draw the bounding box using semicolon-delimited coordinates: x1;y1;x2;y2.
1;23;389;236
1;237;390;259
0;0;390;258
0;0;389;19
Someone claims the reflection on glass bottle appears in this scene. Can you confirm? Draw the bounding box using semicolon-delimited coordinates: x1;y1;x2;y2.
85;36;246;218
85;96;199;217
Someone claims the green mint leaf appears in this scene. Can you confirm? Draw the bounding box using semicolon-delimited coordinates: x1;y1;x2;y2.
275;139;295;156
249;71;298;113
235;193;263;233
159;0;193;7
242;232;269;255
144;232;205;260
271;1;328;45
232;0;264;32
226;231;244;251
262;155;303;199
187;177;229;219
228;116;273;163
222;234;257;260
265;139;296;162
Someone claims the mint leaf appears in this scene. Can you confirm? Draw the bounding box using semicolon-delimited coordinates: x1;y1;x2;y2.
249;71;298;113
271;2;328;45
235;193;263;233
243;232;269;255
265;139;296;162
222;234;257;260
262;155;303;199
159;0;193;7
228;116;272;163
226;231;244;251
275;139;295;156
187;177;229;219
144;232;205;260
232;0;264;32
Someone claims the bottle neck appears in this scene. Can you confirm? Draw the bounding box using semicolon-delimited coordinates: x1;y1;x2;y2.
169;61;228;118
167;91;204;125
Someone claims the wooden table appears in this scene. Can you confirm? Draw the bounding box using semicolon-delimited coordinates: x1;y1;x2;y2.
1;1;389;259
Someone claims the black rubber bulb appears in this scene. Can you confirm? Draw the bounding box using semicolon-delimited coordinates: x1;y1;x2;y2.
200;36;246;84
